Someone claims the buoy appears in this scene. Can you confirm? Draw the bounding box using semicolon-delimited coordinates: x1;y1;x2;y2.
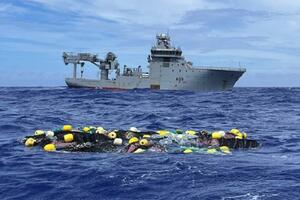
62;125;72;131
185;130;196;135
64;133;74;143
212;131;222;139
230;128;240;135
183;149;193;154
133;148;145;154
96;127;106;134
46;131;54;137
207;148;217;154
34;130;45;136
235;133;244;139
25;138;36;147
44;144;56;152
139;139;149;147
83;127;90;133
108;131;117;139
220;146;231;154
128;137;139;144
156;130;169;136
129;127;140;132
113;138;123;145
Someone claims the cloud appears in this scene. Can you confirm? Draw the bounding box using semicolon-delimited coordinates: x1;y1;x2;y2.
27;0;224;25
179;8;271;31
210;0;300;13
1;0;300;86
0;2;26;14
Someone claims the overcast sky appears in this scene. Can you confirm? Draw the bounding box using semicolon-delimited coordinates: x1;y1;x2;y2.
0;0;300;87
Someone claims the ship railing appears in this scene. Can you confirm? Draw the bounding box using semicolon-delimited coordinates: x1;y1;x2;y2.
196;66;247;71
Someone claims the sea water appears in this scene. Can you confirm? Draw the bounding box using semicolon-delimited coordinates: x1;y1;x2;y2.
0;87;299;200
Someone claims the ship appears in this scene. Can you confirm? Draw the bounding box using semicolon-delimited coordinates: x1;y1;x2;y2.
62;34;246;91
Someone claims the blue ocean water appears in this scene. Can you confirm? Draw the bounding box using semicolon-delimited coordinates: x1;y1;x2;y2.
0;87;300;200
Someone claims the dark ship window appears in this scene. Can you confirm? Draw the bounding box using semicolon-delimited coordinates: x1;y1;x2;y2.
151;84;160;89
163;63;169;67
163;58;170;62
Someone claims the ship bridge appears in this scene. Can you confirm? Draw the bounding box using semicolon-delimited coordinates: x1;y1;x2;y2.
148;34;184;63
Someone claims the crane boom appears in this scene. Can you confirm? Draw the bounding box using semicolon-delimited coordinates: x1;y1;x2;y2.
62;52;119;80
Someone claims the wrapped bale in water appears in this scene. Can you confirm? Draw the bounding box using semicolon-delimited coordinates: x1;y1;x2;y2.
22;125;260;154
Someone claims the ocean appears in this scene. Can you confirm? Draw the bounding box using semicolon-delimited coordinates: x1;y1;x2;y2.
0;87;299;200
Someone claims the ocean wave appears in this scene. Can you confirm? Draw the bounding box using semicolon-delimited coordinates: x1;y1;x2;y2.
1;87;300;199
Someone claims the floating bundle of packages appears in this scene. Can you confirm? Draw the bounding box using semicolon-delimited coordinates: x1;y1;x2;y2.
22;126;260;154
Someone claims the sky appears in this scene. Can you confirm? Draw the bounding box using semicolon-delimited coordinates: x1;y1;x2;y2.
0;0;300;87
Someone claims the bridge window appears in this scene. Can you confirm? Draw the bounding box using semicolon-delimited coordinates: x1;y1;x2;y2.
163;58;170;62
163;63;169;67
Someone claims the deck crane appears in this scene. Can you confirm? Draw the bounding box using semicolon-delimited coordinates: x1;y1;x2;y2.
62;52;119;80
